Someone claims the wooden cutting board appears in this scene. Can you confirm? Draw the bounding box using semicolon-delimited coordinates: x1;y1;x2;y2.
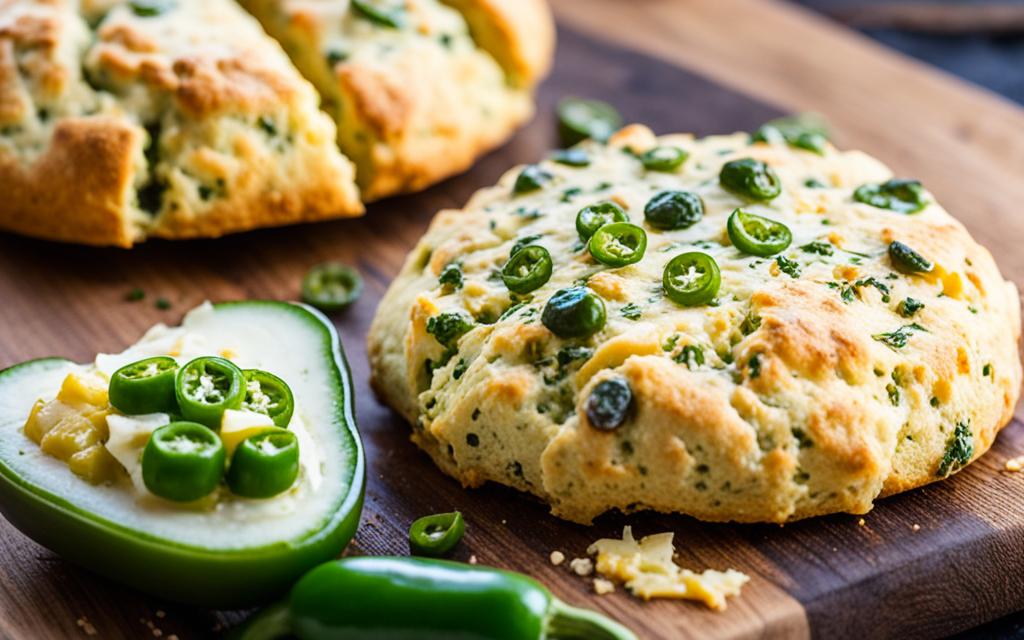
1;1;1023;638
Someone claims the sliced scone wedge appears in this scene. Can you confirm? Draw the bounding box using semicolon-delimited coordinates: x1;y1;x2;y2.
0;0;362;247
240;0;554;201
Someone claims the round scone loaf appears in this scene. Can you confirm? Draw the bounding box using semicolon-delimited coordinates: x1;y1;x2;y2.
369;123;1022;524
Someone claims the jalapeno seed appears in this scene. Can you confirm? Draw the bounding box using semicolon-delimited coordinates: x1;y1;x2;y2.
302;263;363;312
589;222;647;267
242;369;295;428
541;287;607;338
585;378;633;431
557;97;622;146
175;356;245;428
639;146;688;172
720;158;782;201
663;252;721;307
888;241;934;274
501;245;553;294
854;179;927;213
226;430;300;499
576;201;629;241
643;190;704;230
727;209;793;257
408;511;465;557
142;422;225;502
108;356;179;415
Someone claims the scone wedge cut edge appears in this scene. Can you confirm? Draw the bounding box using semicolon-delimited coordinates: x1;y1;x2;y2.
0;0;362;247
369;123;1022;524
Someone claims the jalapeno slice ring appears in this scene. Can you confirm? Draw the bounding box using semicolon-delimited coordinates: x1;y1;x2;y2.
108;356;179;415
643;190;704;230
727;209;793;257
226;430;300;499
557;97;622;146
663;252;721;307
142;421;225;502
501;245;553;295
302;263;363;312
639;146;688;172
576;201;629;241
242;369;295;428
589;222;647;267
888;241;934;274
720;158;782;201
541;286;607;338
175;356;245;428
408;511;465;557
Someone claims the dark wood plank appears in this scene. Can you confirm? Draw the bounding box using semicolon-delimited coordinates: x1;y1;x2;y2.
0;10;1022;640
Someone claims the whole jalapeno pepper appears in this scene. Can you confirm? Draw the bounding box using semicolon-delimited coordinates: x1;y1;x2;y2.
108;356;179;415
235;556;636;640
175;356;245;428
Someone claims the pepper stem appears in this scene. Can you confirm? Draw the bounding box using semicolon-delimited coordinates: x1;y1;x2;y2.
228;601;291;640
545;598;637;640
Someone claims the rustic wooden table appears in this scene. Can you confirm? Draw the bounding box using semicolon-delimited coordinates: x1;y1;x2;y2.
1;1;1022;638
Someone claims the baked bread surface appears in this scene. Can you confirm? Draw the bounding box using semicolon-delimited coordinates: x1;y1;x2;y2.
368;124;1022;524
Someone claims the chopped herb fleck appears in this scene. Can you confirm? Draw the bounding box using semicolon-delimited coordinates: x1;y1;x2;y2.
125;287;145;302
155;297;171;310
800;241;834;256
792;428;814;449
620;303;643;320
886;383;900;406
983;363;993;378
872;323;926;350
775;256;801;278
675;345;704;370
748;353;763;379
898;297;925;318
426;311;474;348
937;421;973;476
438;262;464;291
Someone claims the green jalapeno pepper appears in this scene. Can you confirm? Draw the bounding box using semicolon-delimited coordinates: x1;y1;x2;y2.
408;511;465;557
663;252;721;307
227;431;300;499
643;190;703;230
727;208;792;257
108;356;179;415
752;114;829;155
175;356;245;428
541;287;607;338
502;245;553;295
242;369;295;428
513;165;553;195
588;222;647;267
720;158;782;201
853;179;927;213
576;201;629;241
639;145;688;172
142;421;225;502
235;556;636;640
557;97;622;146
351;0;404;28
302;263;363;312
888;241;934;274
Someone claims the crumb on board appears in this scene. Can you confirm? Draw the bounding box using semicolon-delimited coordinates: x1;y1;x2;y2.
76;616;97;636
469;555;478;564
857;518;866;527
570;557;594;576
912;524;921;532
1006;455;1024;472
594;578;616;595
550;550;565;566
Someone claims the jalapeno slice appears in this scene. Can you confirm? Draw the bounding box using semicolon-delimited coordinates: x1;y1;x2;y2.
408;511;465;557
663;252;721;307
854;179;926;213
301;263;363;312
576;201;628;241
541;287;607;338
513;165;553;195
142;422;225;502
888;241;934;274
727;209;793;257
226;430;300;499
351;0;404;28
643;190;704;230
175;356;245;428
108;356;179;415
720;158;782;201
639;146;688;172
585;378;633;431
501;245;553;295
557;97;622;146
589;222;647;267
242;369;295;428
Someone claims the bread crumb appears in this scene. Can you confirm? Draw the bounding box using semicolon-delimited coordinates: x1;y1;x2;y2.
1006;455;1024;472
549;550;565;566
153;629;163;637
594;578;616;595
468;555;478;564
155;611;165;619
857;518;866;526
76;617;97;636
912;524;921;532
570;557;594;576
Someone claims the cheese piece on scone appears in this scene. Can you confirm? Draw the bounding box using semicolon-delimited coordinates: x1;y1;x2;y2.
368;125;1022;524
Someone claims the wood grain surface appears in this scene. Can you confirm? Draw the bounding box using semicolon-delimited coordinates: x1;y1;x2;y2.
1;1;1023;638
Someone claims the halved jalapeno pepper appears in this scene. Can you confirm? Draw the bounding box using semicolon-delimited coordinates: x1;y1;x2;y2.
663;252;721;307
557;97;622;146
408;511;465;557
226;430;300;499
727;209;793;257
242;369;295;428
301;263;363;312
575;201;628;241
541;287;607;338
108;356;179;415
501;245;553;295
142;421;225;502
588;222;647;267
720;158;782;201
175;356;245;428
639;146;688;172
